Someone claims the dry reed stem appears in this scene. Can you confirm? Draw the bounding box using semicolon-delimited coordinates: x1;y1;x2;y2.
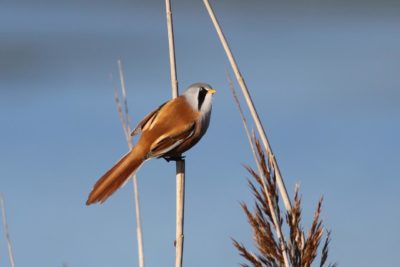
175;160;185;267
227;74;290;267
114;60;145;267
165;1;185;266
203;0;292;212
227;72;257;162
166;0;178;98
0;193;16;267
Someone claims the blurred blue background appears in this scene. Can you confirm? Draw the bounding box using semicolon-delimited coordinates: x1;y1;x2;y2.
1;0;399;266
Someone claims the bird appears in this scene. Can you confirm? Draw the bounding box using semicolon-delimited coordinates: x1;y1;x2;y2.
86;83;216;205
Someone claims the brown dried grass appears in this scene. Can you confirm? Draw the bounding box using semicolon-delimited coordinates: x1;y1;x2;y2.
233;138;336;267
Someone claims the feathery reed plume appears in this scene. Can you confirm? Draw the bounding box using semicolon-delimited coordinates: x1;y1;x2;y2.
165;1;186;266
233;138;336;267
112;60;145;267
0;193;16;267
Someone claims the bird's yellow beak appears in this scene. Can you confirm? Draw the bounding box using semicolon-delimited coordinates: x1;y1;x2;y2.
207;88;217;94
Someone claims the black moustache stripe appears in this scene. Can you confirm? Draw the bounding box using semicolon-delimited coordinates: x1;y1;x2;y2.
197;88;207;110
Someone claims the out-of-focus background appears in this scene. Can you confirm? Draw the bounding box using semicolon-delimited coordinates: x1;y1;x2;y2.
1;0;399;266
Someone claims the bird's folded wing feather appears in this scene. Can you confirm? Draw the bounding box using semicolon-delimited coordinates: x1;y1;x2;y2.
131;102;167;136
148;122;196;157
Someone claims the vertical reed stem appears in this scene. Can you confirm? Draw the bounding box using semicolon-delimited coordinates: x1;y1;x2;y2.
166;0;179;98
202;0;292;212
175;160;185;267
0;193;16;267
116;60;145;267
132;176;145;267
165;1;185;266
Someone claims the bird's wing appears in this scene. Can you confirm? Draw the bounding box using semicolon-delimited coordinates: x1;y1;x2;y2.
131;102;167;136
148;122;196;158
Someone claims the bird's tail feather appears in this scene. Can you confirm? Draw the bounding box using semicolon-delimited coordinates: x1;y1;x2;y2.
86;151;143;205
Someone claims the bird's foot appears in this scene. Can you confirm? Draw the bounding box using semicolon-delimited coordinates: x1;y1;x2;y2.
163;155;185;162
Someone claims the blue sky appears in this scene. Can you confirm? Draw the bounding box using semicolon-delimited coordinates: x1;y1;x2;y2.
1;0;399;266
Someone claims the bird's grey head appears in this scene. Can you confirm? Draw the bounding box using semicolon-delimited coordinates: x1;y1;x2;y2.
183;82;216;114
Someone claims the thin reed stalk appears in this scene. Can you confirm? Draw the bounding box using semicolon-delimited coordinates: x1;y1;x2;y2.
203;0;292;212
114;60;145;267
0;193;16;267
227;72;258;166
228;75;290;267
165;1;185;267
166;0;179;98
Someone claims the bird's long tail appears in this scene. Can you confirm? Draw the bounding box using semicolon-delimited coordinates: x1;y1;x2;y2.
86;151;144;205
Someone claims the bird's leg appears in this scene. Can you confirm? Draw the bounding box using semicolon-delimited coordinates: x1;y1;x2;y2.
163;155;186;162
